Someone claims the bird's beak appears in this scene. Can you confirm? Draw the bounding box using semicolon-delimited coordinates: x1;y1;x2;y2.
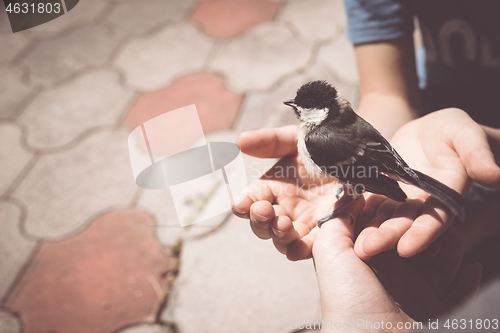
283;99;297;107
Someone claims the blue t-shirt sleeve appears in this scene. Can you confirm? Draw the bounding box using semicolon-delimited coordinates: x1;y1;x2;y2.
343;0;414;44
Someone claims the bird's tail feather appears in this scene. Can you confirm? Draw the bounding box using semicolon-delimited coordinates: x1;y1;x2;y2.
413;170;466;223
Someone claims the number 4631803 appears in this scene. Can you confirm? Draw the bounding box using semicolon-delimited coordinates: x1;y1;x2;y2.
5;2;61;14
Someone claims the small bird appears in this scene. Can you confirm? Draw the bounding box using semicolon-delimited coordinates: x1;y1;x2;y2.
283;80;465;226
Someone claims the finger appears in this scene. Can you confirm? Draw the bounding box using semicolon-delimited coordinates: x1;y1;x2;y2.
361;200;422;257
249;200;276;239
354;199;399;260
420;233;464;296
286;228;319;261
443;262;482;310
270;215;302;254
237;125;298;158
453;122;500;188
397;196;453;257
231;179;278;218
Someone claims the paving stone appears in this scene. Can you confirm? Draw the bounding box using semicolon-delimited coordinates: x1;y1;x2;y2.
0;67;32;119
21;0;107;35
316;33;359;85
117;323;174;333
115;23;213;91
279;0;345;42
4;209;176;333
13;129;137;239
23;24;119;85
123;72;241;134
211;23;312;93
0;124;33;195
0;201;37;301
20;70;134;149
0;309;21;333
190;0;280;39
162;215;321;333
105;0;194;39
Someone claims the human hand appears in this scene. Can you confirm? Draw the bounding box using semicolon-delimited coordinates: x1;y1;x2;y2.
354;108;500;260
314;215;482;331
232;125;358;260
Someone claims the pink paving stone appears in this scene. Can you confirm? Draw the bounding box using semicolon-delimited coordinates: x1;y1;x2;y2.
123;72;241;135
190;0;280;39
4;209;176;333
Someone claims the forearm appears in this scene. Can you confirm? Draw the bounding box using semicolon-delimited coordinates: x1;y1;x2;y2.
354;37;422;138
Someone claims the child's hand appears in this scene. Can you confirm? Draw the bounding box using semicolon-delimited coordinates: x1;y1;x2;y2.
231;125;365;260
354;108;500;260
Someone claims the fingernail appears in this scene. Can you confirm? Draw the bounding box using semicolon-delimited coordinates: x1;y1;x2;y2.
253;213;269;223
272;227;286;238
232;205;247;216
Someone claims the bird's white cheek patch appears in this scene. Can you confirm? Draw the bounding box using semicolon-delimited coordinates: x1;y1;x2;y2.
299;108;328;125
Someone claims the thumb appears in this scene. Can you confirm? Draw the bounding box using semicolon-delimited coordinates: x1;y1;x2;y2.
453;122;500;188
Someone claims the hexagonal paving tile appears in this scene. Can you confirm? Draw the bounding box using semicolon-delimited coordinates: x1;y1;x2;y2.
105;0;194;39
4;209;176;333
115;23;213;91
0;124;32;195
211;23;312;93
23;24;119;85
190;0;280;39
13;129;137;239
279;0;345;42
20;70;134;150
123;72;241;134
0;201;37;301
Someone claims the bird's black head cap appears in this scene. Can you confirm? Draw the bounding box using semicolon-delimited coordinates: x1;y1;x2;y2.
294;80;338;109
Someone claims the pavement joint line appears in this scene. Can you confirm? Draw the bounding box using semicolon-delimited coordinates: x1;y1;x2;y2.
115;90;140;125
0;237;41;306
0;196;39;243
184;210;233;241
3;153;39;199
202;39;222;69
19;123;129;155
0;305;25;332
229;91;248;129
9;86;42;119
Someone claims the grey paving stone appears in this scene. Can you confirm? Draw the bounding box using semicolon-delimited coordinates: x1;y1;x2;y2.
211;23;312;93
105;0;194;39
0;67;32;119
316;33;359;85
20;70;134;149
0;309;21;333
116;323;173;333
14;129;137;239
0;124;32;195
115;23;213;91
162;215;321;333
0;201;37;301
279;0;345;42
23;24;119;85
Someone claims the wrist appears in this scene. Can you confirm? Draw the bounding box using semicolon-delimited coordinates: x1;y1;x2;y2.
356;92;420;139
